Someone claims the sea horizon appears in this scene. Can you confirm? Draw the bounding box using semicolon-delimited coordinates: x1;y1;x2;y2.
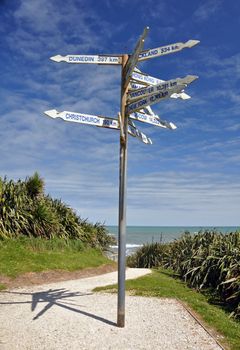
106;225;239;255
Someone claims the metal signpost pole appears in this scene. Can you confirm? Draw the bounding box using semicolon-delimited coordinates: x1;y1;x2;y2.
117;54;129;328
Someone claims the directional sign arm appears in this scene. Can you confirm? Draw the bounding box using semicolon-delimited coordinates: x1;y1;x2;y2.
170;92;191;100
129;103;177;130
50;54;122;65
140;106;155;116
128;123;152;144
129;112;176;130
123;27;149;88
44;109;152;144
127;75;198;102
44;109;107;127
130;70;193;100
126;83;186;114
138;39;200;61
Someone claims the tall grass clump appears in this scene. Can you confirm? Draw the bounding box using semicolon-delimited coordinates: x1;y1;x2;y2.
127;230;240;320
0;173;115;249
127;242;167;268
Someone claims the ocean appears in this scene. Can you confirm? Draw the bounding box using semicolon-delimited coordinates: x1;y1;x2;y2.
106;226;239;256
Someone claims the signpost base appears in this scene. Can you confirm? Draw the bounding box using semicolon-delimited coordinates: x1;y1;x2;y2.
117;313;125;328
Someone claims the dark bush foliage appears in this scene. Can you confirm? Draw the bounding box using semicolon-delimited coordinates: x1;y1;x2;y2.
127;230;240;320
0;174;115;249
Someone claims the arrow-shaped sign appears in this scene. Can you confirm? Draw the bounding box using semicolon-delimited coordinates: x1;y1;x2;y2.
139;106;164;120
44;109;107;126
131;70;164;86
128;123;152;144
130;81;191;101
128;125;152;145
130;111;176;130
170;92;191;100
127;75;198;102
137;106;178;129
138;39;200;61
139;106;155;116
131;69;191;100
50;54;122;65
126;84;185;114
124;27;149;88
44;110;152;144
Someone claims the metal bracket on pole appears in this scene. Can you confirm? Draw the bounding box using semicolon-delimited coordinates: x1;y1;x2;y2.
118;112;125;146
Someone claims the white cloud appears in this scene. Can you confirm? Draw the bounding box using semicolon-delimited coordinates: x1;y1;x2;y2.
125;170;240;225
193;0;223;21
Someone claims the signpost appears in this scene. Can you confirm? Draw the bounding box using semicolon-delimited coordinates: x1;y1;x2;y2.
44;27;199;328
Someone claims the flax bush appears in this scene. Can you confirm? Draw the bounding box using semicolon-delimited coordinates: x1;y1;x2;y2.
127;230;240;320
0;173;115;249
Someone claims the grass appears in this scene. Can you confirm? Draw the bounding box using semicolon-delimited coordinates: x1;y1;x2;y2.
0;237;113;280
95;268;240;350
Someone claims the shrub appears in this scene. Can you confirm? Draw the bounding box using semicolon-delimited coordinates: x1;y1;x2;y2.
127;230;240;320
0;174;115;249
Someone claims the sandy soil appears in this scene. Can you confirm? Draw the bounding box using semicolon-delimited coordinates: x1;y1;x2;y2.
0;263;117;289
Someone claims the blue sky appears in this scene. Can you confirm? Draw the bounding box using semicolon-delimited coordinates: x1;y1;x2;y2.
0;0;239;226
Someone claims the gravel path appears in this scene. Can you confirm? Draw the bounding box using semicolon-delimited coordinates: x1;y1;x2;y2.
0;268;223;350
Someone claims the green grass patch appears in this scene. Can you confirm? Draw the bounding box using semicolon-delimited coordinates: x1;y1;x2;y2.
0;237;112;279
95;269;240;350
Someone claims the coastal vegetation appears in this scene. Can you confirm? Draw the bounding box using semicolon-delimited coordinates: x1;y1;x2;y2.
0;173;115;285
0;172;115;247
127;230;240;321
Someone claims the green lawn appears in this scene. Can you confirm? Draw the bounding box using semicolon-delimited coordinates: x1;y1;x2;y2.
0;238;113;280
95;269;240;350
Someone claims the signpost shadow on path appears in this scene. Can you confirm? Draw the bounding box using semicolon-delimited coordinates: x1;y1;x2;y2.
0;289;116;326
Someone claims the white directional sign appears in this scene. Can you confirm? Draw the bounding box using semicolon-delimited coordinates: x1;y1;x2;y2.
131;70;191;100
131;70;164;85
126;84;185;114
45;109;106;126
44;110;152;144
130;111;176;130
139;106;155;116
124;27;149;88
138;39;200;61
128;75;198;102
130;82;147;90
50;54;122;65
170;92;191;100
139;106;171;124
128;124;152;144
